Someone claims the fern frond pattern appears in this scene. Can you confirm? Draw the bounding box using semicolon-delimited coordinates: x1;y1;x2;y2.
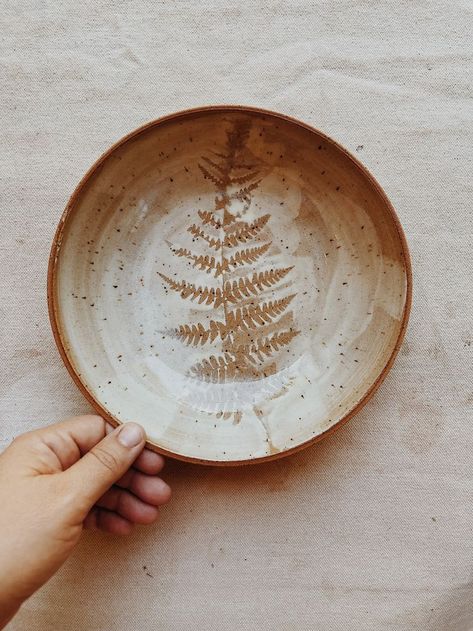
160;120;300;383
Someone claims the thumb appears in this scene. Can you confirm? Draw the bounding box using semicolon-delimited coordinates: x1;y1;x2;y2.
64;422;146;510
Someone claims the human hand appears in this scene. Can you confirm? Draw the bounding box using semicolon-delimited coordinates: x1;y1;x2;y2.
0;415;171;628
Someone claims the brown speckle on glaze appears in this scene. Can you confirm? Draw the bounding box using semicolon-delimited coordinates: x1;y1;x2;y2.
50;106;410;465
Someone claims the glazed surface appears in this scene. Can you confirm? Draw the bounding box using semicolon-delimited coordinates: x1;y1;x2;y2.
53;110;409;462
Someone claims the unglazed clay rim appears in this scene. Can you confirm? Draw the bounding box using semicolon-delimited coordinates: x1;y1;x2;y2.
47;105;412;466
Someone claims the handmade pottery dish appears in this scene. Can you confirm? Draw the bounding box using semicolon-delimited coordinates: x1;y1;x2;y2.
48;106;411;465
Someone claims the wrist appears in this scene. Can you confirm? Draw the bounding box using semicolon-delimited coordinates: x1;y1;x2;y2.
0;558;34;629
0;592;23;630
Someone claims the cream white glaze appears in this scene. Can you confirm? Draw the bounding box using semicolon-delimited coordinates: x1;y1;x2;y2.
54;111;408;462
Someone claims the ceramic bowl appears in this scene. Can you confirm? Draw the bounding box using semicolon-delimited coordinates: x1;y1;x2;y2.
48;106;411;465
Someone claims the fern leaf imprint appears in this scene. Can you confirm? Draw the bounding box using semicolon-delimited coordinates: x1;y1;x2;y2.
159;119;300;387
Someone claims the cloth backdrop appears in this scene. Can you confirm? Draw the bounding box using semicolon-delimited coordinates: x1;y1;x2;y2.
0;1;472;629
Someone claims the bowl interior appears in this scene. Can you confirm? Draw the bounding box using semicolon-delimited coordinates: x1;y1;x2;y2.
52;109;409;463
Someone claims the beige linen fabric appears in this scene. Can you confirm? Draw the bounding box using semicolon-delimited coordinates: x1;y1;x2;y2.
1;1;472;629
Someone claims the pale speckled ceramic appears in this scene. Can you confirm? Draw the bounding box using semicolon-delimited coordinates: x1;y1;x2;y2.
48;106;411;465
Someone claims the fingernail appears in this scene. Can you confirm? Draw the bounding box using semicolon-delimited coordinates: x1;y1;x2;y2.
117;423;145;448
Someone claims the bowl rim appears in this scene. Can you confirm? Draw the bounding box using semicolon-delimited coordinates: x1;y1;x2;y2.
47;104;412;466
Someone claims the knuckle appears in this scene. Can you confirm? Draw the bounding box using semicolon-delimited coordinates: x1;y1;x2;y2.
70;414;106;430
77;414;107;431
11;431;32;446
10;435;23;449
84;414;106;425
90;447;119;473
9;431;38;454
